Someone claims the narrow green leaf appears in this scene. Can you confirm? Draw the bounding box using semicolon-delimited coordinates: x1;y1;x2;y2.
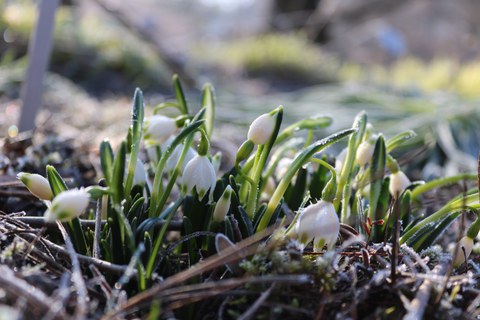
124;88;145;199
100;139;114;185
201;83;215;138
368;136;386;240
386;130;416;153
173;74;188;115
111;142;126;205
46;165;68;197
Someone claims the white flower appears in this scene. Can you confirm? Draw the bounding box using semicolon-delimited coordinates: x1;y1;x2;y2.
182;155;217;199
355;137;376;166
454;236;474;267
17;172;53;201
247;113;276;145
166;144;198;173
294;200;340;252
389;170;411;197
213;185;232;222
44;189;90;222
144;115;177;145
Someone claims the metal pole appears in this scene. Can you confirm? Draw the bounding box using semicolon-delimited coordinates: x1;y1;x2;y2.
18;0;60;132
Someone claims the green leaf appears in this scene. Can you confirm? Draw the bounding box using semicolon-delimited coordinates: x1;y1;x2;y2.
46;165;68;197
100;139;114;185
173;74;189;115
368;136;386;219
407;211;460;251
111;142;126;205
124;88;145;200
386;130;416;152
201;83;215;138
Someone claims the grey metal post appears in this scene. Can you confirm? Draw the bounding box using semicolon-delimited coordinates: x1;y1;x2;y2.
18;0;60;132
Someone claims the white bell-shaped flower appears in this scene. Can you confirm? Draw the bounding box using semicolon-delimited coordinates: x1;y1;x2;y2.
247;113;275;145
295;200;340;252
453;236;474;267
144;115;177;145
17;172;53;201
355;137;376;166
44;189;90;222
389;170;411;197
182;155;217;199
166;144;198;173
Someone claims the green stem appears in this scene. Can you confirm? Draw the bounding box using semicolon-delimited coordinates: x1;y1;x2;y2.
246;145;265;218
334;112;367;213
410;173;477;201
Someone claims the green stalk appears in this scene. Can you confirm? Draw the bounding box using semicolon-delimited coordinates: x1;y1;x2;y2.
399;193;480;244
335;112;367;220
256;128;355;231
410;173;477;201
245;107;283;217
246;145;265;218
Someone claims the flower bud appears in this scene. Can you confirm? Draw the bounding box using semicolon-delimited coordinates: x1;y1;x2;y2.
388;170;411;197
453;236;474;267
182;155;217;199
144;115;177;145
213;185;233;222
294;200;339;251
355;136;377;166
17;172;53;201
235;140;254;164
166;144;197;173
247;113;275;145
44;189;90;222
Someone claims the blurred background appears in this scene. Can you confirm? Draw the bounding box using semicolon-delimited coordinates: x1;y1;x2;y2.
1;0;480;179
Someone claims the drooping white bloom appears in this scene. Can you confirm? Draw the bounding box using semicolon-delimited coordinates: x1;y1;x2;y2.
166;144;198;173
44;189;90;222
144;115;177;145
182;155;217;199
389;170;411;197
294;200;340;252
213;185;233;222
355;137;376;166
17;172;53;201
453;236;474;267
247;113;276;145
